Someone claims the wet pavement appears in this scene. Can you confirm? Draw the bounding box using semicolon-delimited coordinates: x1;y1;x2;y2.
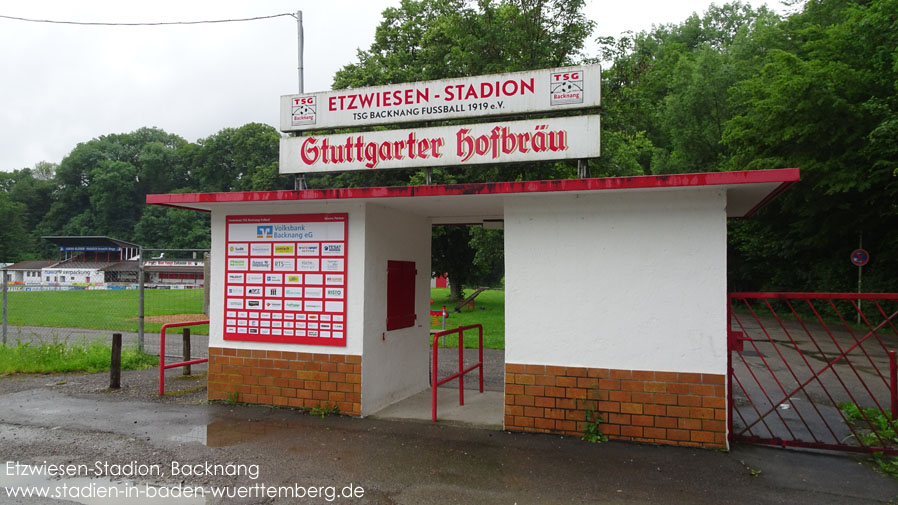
1;383;898;504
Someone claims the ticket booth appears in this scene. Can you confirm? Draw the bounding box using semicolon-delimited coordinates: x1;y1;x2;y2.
148;64;800;449
149;167;798;449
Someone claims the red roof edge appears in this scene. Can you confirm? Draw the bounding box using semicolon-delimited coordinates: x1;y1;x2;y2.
147;168;800;208
742;180;798;219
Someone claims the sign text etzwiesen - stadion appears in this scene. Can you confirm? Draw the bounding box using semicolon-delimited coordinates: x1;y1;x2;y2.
279;116;600;173
280;65;601;132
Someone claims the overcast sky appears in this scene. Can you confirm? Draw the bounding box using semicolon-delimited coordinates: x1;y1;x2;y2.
0;0;786;172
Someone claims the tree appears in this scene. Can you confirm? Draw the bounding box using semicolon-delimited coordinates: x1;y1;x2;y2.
0;191;31;262
329;0;595;299
38;128;188;242
32;160;56;181
594;1;780;176
1;167;55;230
134;205;210;249
431;226;477;301
723;0;898;292
137;141;187;195
191;123;288;192
88;160;139;237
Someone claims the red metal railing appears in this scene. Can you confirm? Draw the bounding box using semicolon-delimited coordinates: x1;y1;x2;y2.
159;320;210;395
431;324;484;422
729;293;898;454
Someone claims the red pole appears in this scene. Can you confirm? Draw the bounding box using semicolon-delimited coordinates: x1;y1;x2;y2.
432;334;438;422
159;325;167;395
890;350;897;420
479;326;484;393
727;296;734;441
458;328;465;406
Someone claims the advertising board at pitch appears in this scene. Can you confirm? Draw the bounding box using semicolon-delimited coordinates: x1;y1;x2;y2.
280;65;600;132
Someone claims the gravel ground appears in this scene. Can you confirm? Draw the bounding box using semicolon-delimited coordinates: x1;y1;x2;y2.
0;346;504;406
0;365;210;404
0;345;504;403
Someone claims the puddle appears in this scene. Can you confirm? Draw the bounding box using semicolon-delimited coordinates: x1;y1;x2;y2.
171;418;292;447
1;462;205;504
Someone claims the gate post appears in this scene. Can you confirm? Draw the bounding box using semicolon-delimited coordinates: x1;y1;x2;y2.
138;247;145;353
2;267;7;345
110;333;122;389
182;328;191;376
890;350;897;420
726;296;733;441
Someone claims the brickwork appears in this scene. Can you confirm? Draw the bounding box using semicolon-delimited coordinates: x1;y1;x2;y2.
208;347;361;415
504;364;726;448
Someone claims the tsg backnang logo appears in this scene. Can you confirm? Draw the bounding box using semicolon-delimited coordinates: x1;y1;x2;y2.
256;225;273;239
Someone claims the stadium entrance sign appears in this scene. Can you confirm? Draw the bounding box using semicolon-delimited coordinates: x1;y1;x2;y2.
280;65;601;132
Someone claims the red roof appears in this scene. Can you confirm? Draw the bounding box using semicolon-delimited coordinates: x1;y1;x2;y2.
147;168;799;220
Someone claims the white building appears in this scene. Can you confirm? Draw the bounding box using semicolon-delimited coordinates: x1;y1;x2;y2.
4;260;58;285
148;168;799;449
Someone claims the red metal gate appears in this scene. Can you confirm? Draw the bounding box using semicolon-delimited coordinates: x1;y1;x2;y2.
728;293;898;454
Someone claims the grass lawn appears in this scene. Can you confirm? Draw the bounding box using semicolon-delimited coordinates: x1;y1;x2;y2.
3;287;506;349
0;339;157;374
430;288;505;350
5;289;206;334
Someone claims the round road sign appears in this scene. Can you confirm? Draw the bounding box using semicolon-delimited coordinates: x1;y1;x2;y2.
851;248;870;267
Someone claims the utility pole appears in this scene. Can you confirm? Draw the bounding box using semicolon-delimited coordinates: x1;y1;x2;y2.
857;231;863;325
296;10;304;94
294;10;308;191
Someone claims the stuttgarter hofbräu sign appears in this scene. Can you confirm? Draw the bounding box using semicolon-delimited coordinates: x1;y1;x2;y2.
279;116;599;173
278;64;600;174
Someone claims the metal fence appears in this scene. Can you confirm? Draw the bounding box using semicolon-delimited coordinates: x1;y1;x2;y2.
1;248;209;359
729;292;898;455
138;249;209;357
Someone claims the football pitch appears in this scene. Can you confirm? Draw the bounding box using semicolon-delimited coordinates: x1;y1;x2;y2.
3;289;206;334
3;288;506;348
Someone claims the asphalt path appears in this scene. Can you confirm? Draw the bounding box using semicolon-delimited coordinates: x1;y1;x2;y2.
0;379;896;505
1;324;209;358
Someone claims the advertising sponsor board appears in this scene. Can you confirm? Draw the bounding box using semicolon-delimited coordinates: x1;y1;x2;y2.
224;214;348;346
279;115;599;174
145;260;203;267
280;65;600;131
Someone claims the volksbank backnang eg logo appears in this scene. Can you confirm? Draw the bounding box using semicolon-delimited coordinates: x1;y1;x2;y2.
256;225;273;238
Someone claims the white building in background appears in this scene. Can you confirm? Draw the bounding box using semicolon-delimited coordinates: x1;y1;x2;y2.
4;260;60;285
144;259;205;288
3;237;205;289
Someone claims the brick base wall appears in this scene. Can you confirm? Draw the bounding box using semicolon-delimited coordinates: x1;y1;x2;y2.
208;347;361;416
505;364;726;449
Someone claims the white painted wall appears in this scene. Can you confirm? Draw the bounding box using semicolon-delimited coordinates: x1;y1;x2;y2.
26;271;39;285
208;202;366;356
360;203;431;416
504;188;727;375
41;268;104;285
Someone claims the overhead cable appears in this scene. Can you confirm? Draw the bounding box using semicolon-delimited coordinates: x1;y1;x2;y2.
0;12;295;27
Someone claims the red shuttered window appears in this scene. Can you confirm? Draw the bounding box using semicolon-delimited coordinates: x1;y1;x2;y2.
386;260;416;331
